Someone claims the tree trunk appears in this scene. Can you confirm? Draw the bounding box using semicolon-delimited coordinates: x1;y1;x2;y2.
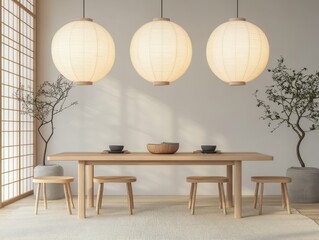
42;141;48;166
296;136;305;167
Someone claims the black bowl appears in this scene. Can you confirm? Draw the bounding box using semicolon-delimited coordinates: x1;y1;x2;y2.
201;145;216;152
109;145;124;152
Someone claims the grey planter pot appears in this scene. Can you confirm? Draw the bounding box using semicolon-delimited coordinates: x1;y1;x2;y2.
33;164;64;200
286;167;319;203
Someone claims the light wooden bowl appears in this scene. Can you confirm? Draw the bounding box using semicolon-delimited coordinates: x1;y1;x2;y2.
147;143;179;154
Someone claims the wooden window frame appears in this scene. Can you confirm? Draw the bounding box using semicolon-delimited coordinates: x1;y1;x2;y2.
0;0;36;207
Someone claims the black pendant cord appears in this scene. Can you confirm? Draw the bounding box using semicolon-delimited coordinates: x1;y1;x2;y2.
236;0;239;18
160;0;163;18
83;0;85;18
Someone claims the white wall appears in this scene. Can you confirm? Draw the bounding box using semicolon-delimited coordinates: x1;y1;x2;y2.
37;0;319;195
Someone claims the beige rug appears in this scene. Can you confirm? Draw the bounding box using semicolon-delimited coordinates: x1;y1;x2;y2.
0;196;318;240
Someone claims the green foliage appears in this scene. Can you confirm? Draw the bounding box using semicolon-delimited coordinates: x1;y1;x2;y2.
16;75;77;165
255;57;319;167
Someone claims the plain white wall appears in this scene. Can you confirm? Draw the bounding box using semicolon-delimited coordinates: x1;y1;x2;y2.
37;0;319;195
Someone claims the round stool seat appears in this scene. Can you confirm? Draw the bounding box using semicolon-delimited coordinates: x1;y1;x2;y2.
33;176;74;184
187;176;229;183
93;176;136;183
251;176;291;183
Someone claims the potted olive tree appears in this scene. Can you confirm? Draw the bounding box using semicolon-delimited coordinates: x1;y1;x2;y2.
255;57;319;203
17;75;77;199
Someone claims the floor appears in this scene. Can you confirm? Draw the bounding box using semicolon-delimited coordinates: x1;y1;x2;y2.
285;200;319;225
1;195;318;224
1;195;319;240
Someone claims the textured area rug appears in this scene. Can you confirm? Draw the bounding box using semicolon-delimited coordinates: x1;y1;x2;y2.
0;196;318;240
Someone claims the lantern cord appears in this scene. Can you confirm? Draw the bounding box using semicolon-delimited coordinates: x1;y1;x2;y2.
237;0;238;18
161;0;163;18
83;0;85;18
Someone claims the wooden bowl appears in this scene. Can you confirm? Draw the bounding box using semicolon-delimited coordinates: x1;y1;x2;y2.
147;143;179;154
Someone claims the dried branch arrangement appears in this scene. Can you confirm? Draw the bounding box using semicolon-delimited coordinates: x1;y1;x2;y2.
17;75;77;165
255;57;319;167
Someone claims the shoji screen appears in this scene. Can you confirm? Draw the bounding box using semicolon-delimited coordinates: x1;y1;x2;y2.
0;0;36;207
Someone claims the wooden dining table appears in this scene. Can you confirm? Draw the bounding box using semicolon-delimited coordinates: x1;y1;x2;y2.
48;152;273;219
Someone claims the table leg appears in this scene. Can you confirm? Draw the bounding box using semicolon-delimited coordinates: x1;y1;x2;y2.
226;165;233;208
87;165;94;208
78;161;86;218
234;161;242;219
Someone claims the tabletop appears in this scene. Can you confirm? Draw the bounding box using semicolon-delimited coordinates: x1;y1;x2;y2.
48;152;273;163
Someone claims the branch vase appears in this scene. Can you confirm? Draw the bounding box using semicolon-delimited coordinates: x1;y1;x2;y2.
33;164;64;200
286;167;319;203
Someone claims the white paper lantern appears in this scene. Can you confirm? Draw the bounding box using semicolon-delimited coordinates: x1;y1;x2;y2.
130;18;192;86
206;18;269;86
51;18;115;85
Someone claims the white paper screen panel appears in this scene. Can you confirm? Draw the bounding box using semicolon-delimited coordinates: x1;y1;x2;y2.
1;0;35;205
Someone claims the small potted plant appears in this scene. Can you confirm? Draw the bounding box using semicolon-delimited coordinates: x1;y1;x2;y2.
255;57;319;203
17;75;77;199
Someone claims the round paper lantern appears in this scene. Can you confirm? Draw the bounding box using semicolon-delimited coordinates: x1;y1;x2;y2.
51;18;115;85
130;18;192;86
206;18;269;86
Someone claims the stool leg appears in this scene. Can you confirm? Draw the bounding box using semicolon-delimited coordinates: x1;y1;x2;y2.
35;183;41;215
253;182;259;209
63;183;72;215
283;183;291;214
191;184;196;212
188;183;194;210
281;183;286;209
220;183;227;215
126;183;133;215
96;183;102;214
67;183;75;208
218;182;222;209
43;183;47;209
128;183;134;209
191;183;197;215
258;183;264;215
99;183;104;210
65;183;73;212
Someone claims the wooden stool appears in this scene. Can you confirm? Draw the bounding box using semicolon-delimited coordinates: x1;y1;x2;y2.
251;176;292;215
33;176;74;215
94;176;136;215
187;176;229;215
